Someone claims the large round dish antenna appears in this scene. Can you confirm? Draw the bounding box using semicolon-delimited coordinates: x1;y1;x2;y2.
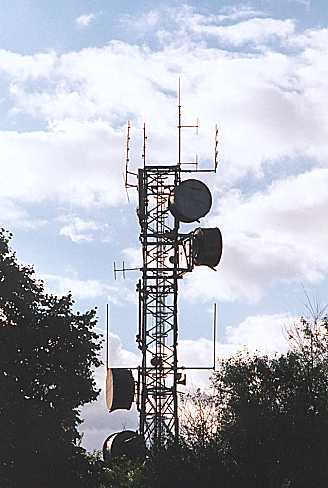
103;430;147;462
193;227;223;268
106;368;135;412
169;179;212;223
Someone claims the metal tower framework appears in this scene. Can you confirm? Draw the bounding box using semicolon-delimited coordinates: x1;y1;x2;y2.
136;163;190;446
121;83;220;449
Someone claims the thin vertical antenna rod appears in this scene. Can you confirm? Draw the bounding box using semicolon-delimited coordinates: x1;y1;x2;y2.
142;123;147;168
178;78;181;167
213;303;217;370
124;120;138;189
125;121;131;187
177;79;199;169
214;125;219;172
106;303;109;370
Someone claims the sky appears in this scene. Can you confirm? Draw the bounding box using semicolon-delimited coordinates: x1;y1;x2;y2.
1;0;328;451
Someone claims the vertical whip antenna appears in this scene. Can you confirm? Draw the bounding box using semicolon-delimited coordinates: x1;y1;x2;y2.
125;121;131;187
214;125;219;172
142;123;147;168
177;78;199;168
178;78;182;167
124;120;138;189
213;303;217;370
106;303;109;370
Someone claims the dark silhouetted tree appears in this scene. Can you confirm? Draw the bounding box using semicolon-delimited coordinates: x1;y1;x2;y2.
0;229;102;488
97;316;328;488
212;316;328;488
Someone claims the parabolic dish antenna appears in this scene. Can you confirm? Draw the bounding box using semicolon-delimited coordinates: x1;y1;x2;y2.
169;179;212;223
103;430;147;462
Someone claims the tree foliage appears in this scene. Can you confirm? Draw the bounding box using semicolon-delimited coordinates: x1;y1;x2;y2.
3;227;328;488
99;456;145;488
102;316;328;488
0;229;102;488
210;316;328;487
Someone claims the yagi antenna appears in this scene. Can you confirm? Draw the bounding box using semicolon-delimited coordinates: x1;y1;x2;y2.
214;125;219;172
178;78;199;168
114;261;126;280
123;171;130;203
178;80;219;173
178;302;218;371
142;123;147;168
124;121;138;189
113;260;141;280
124;121;131;187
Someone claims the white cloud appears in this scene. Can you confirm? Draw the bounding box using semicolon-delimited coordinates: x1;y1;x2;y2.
225;313;293;355
0;198;47;230
185;167;328;302
215;6;265;22
41;273;136;304
288;0;311;8
178;313;293;387
0;49;56;81
122;247;142;268
198;17;295;46
137;6;295;49
42;273;109;299
125;5;269;45
59;215;110;242
0;121;125;207
1;23;328;187
177;10;296;47
0;8;328;302
75;13;96;28
123;10;160;33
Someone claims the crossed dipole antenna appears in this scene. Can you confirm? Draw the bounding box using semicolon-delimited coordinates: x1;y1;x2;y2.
124;79;220;192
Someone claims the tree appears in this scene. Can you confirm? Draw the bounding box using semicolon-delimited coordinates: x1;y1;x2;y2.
0;229;102;488
100;456;145;488
96;317;328;488
180;388;219;450
212;317;328;488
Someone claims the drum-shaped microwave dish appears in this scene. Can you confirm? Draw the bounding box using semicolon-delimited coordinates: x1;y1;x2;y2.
106;368;135;412
193;227;223;268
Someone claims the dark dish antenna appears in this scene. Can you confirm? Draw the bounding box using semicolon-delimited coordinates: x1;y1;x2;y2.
103;80;223;458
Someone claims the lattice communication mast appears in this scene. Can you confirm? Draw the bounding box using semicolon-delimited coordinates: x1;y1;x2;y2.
103;84;223;458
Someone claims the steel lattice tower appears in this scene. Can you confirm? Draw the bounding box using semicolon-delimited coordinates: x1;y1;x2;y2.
105;83;221;454
136;164;186;445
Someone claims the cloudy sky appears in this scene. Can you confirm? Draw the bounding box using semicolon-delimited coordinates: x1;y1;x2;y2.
1;0;328;451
